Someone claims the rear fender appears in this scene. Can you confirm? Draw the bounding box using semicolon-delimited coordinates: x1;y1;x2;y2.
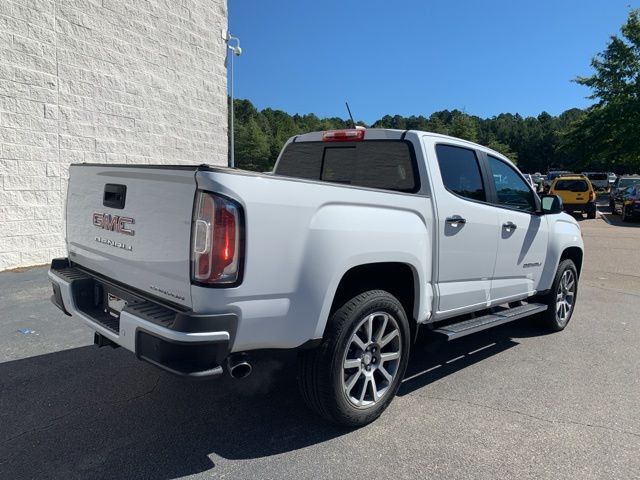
305;204;432;339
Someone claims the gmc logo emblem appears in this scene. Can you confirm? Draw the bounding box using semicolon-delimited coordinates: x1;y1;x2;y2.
93;213;135;236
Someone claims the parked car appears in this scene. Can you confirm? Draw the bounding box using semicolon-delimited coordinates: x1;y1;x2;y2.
549;174;597;219
48;128;584;426
610;175;640;214
523;173;535;188
582;172;609;191
617;185;640;222
532;172;545;183
529;173;546;193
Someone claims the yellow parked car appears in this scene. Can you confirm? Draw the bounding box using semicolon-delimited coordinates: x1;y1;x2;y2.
549;174;597;219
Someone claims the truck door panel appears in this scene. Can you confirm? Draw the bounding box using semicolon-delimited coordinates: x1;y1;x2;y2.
484;155;549;302
428;142;499;316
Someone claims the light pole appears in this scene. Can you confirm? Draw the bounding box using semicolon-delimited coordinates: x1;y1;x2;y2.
226;33;242;168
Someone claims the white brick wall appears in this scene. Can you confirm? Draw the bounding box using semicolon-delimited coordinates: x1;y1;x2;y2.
0;0;228;270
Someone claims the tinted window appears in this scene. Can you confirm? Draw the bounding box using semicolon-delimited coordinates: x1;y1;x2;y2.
435;145;485;201
554;180;589;192
274;143;322;180
276;141;417;192
488;156;536;212
619;178;640;188
586;173;607;180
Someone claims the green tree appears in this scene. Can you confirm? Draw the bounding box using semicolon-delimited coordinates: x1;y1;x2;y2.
235;117;271;171
426;113;449;135
486;138;518;164
228;98;592;174
449;112;478;143
566;9;640;170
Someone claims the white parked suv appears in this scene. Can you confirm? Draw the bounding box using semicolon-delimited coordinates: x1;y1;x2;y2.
49;128;584;426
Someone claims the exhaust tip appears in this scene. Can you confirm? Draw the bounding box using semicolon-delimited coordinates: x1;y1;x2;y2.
227;353;252;379
230;362;252;379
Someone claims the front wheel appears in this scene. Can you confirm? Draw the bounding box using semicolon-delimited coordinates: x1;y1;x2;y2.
622;206;629;222
298;290;411;427
536;259;578;331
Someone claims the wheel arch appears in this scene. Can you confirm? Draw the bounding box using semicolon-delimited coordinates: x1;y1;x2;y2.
321;262;421;341
560;246;583;277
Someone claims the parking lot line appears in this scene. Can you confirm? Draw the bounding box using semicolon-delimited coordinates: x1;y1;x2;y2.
597;207;613;225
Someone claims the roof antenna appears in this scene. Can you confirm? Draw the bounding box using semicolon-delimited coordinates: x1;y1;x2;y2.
345;102;356;129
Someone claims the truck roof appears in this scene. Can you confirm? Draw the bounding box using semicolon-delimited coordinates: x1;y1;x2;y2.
292;128;511;162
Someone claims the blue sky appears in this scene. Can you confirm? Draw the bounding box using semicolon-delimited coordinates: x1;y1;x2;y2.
228;0;637;124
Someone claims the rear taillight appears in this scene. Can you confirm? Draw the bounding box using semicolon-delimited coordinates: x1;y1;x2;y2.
192;191;242;285
589;190;595;201
322;129;365;142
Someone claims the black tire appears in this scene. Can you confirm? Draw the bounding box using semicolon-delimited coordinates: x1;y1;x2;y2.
298;290;411;427
622;206;629;222
587;210;596;219
536;259;578;332
610;201;618;214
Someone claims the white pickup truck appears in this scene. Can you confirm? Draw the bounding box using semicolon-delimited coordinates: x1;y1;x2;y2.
49;128;584;426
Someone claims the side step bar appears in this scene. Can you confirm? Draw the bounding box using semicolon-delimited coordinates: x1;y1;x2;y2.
432;303;548;341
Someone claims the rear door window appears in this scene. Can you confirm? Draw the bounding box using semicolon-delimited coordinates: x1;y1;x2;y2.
435;145;486;201
275;141;418;192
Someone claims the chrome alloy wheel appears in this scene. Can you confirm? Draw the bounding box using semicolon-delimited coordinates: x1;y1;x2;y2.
556;269;576;326
342;312;402;408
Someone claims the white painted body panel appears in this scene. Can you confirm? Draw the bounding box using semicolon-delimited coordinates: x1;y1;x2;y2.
65;165;197;308
193;165;433;352
420;136;499;317
491;209;549;303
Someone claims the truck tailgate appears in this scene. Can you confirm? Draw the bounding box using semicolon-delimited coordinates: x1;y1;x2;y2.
66;165;197;308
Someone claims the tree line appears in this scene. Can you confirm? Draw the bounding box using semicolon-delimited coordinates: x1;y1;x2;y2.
231;9;640;175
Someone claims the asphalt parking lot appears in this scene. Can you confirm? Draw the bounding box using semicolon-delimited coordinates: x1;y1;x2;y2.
1;199;639;480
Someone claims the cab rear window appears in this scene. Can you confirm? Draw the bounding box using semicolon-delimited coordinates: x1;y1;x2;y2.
275;141;419;193
554;180;589;192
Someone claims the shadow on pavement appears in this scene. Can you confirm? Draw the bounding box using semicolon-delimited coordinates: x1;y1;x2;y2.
0;346;343;479
399;315;548;396
597;203;640;228
0;316;548;479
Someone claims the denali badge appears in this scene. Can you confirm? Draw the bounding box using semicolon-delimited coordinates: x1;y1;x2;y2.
95;236;132;251
149;285;185;301
93;212;135;236
523;262;542;268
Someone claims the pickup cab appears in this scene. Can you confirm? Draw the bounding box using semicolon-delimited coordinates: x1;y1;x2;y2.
49;128;584;426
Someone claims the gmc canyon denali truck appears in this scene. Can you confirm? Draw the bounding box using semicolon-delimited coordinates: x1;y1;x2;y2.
49;128;584;426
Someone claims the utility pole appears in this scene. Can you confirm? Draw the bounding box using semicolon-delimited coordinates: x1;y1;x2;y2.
225;31;242;168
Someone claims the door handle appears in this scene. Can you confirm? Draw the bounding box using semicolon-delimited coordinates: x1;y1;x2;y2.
502;221;517;231
445;215;466;227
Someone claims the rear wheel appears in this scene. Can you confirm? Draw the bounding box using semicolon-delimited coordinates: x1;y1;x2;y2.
298;290;410;427
587;210;596;219
610;201;618;214
622;206;629;222
536;259;578;331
